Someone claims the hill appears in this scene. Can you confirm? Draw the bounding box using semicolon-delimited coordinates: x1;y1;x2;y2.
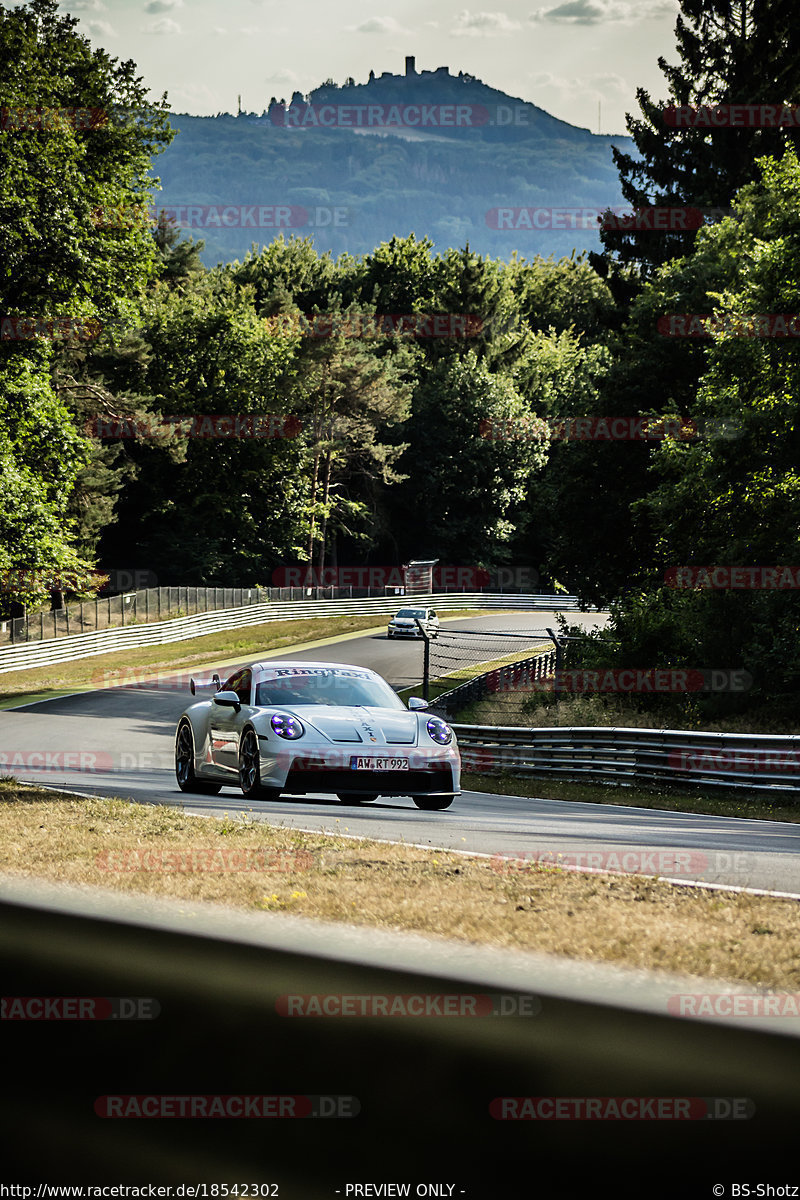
152;58;634;265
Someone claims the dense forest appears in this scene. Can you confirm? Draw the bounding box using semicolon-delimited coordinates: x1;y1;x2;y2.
4;0;800;724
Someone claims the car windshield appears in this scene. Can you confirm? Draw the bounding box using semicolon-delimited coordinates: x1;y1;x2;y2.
255;668;405;710
395;609;426;618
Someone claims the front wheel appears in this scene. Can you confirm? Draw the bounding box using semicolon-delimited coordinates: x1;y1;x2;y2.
239;728;281;800
175;722;222;794
337;793;378;804
412;795;454;811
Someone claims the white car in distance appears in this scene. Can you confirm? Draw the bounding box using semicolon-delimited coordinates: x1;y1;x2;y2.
387;607;439;639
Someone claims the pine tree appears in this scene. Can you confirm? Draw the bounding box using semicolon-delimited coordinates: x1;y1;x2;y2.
597;0;800;277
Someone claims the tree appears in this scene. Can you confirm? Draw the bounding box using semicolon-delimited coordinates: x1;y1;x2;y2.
597;0;800;277
98;273;304;584
0;0;172;608
387;351;547;565
579;148;800;713
286;306;416;574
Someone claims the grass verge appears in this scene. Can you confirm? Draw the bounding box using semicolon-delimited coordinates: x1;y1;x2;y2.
456;689;800;735
462;771;800;823
2;780;799;989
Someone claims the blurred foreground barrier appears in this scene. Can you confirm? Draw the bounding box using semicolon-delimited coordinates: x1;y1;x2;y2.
1;875;799;1190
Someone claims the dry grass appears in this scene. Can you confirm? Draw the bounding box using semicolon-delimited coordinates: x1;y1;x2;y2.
3;781;800;989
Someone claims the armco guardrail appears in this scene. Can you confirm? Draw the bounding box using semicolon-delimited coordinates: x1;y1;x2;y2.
0;593;581;674
3;584;582;645
454;723;800;795
2;876;799;1186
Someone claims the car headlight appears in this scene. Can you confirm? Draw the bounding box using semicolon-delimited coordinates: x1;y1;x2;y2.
426;716;452;745
270;713;305;739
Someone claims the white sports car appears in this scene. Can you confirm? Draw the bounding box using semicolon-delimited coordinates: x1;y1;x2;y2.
387;607;440;638
175;659;460;810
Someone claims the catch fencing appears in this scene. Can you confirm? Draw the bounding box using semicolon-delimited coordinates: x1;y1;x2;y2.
422;626;564;708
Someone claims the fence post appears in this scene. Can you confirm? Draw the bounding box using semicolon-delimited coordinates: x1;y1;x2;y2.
546;627;565;696
415;619;431;701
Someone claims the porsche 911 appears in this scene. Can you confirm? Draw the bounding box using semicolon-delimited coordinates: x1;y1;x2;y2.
174;659;460;809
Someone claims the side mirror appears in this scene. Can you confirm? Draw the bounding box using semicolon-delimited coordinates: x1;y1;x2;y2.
213;690;241;713
408;696;429;710
190;679;196;695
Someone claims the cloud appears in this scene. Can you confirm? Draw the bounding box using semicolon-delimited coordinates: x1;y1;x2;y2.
353;16;410;34
530;0;675;24
144;16;181;33
167;83;221;113
531;70;629;96
145;0;183;12
85;19;115;36
452;10;522;36
59;0;106;10
265;68;300;86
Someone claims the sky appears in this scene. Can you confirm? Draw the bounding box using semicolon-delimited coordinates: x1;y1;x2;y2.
56;0;683;135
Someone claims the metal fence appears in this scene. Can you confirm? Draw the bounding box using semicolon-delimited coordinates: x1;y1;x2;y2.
1;587;581;646
418;625;563;707
432;647;558;716
454;723;800;795
0;593;581;675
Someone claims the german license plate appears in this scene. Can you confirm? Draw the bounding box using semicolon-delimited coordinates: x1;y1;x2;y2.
350;756;409;771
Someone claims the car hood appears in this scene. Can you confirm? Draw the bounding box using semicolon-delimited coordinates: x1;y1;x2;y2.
295;706;418;745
